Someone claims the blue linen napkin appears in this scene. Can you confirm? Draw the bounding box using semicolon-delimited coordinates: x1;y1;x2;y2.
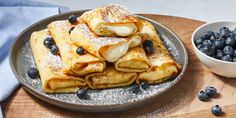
0;0;70;117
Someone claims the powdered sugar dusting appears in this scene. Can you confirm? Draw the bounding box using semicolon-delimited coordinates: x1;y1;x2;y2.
47;52;62;71
75;24;127;46
53;21;71;31
76;24;94;40
94;37;126;46
102;3;137;23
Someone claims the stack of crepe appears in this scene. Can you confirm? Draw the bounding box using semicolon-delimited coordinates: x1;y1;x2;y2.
30;4;181;93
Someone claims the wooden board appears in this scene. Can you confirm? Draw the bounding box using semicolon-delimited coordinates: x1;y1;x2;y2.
2;14;236;118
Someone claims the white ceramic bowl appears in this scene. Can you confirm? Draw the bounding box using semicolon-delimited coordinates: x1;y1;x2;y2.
192;21;236;78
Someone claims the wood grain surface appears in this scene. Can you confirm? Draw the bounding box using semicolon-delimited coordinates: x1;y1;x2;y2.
2;14;236;118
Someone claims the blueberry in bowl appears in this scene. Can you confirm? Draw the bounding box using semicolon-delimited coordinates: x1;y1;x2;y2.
192;21;236;78
194;26;236;60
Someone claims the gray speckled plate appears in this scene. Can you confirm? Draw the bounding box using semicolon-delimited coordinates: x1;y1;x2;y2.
9;10;188;112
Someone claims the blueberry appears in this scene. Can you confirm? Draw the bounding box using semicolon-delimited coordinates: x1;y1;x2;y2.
69;27;75;34
140;81;149;90
234;27;236;34
205;86;217;97
214;32;221;39
223;46;234;56
211;105;222;116
219;27;230;38
76;47;85;55
68;15;77;23
233;57;236;62
199;46;212;56
43;37;55;48
144;46;153;55
143;40;153;47
132;84;141;94
195;37;204;45
50;45;59;55
209;45;216;56
27;67;39;79
199;46;208;53
202;40;212;48
197;44;204;49
209;35;215;41
229;32;235;41
198;91;209;101
143;40;154;54
213;38;225;49
222;55;232;62
216;50;224;59
203;29;214;39
234;50;236;56
76;88;89;99
225;37;235;46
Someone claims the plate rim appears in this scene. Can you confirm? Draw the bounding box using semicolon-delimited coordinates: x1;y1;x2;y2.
9;10;188;112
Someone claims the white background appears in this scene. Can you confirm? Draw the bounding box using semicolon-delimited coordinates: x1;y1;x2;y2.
34;0;236;22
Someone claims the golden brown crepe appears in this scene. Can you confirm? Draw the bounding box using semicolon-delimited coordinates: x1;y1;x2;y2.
81;4;138;36
137;20;181;84
48;20;106;76
85;65;137;89
30;29;86;93
70;23;141;62
114;46;151;72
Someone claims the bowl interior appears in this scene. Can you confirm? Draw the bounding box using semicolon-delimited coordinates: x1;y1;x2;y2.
10;11;187;112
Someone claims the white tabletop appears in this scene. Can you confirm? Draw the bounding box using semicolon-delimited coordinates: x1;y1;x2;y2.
34;0;236;22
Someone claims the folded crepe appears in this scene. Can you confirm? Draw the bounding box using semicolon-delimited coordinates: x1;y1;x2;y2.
30;29;86;93
70;23;141;62
85;65;137;89
81;4;138;36
137;20;181;84
114;46;151;72
48;20;106;76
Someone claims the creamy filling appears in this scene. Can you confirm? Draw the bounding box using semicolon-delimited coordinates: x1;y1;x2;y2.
128;35;141;48
105;23;136;36
103;36;141;62
104;43;129;62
